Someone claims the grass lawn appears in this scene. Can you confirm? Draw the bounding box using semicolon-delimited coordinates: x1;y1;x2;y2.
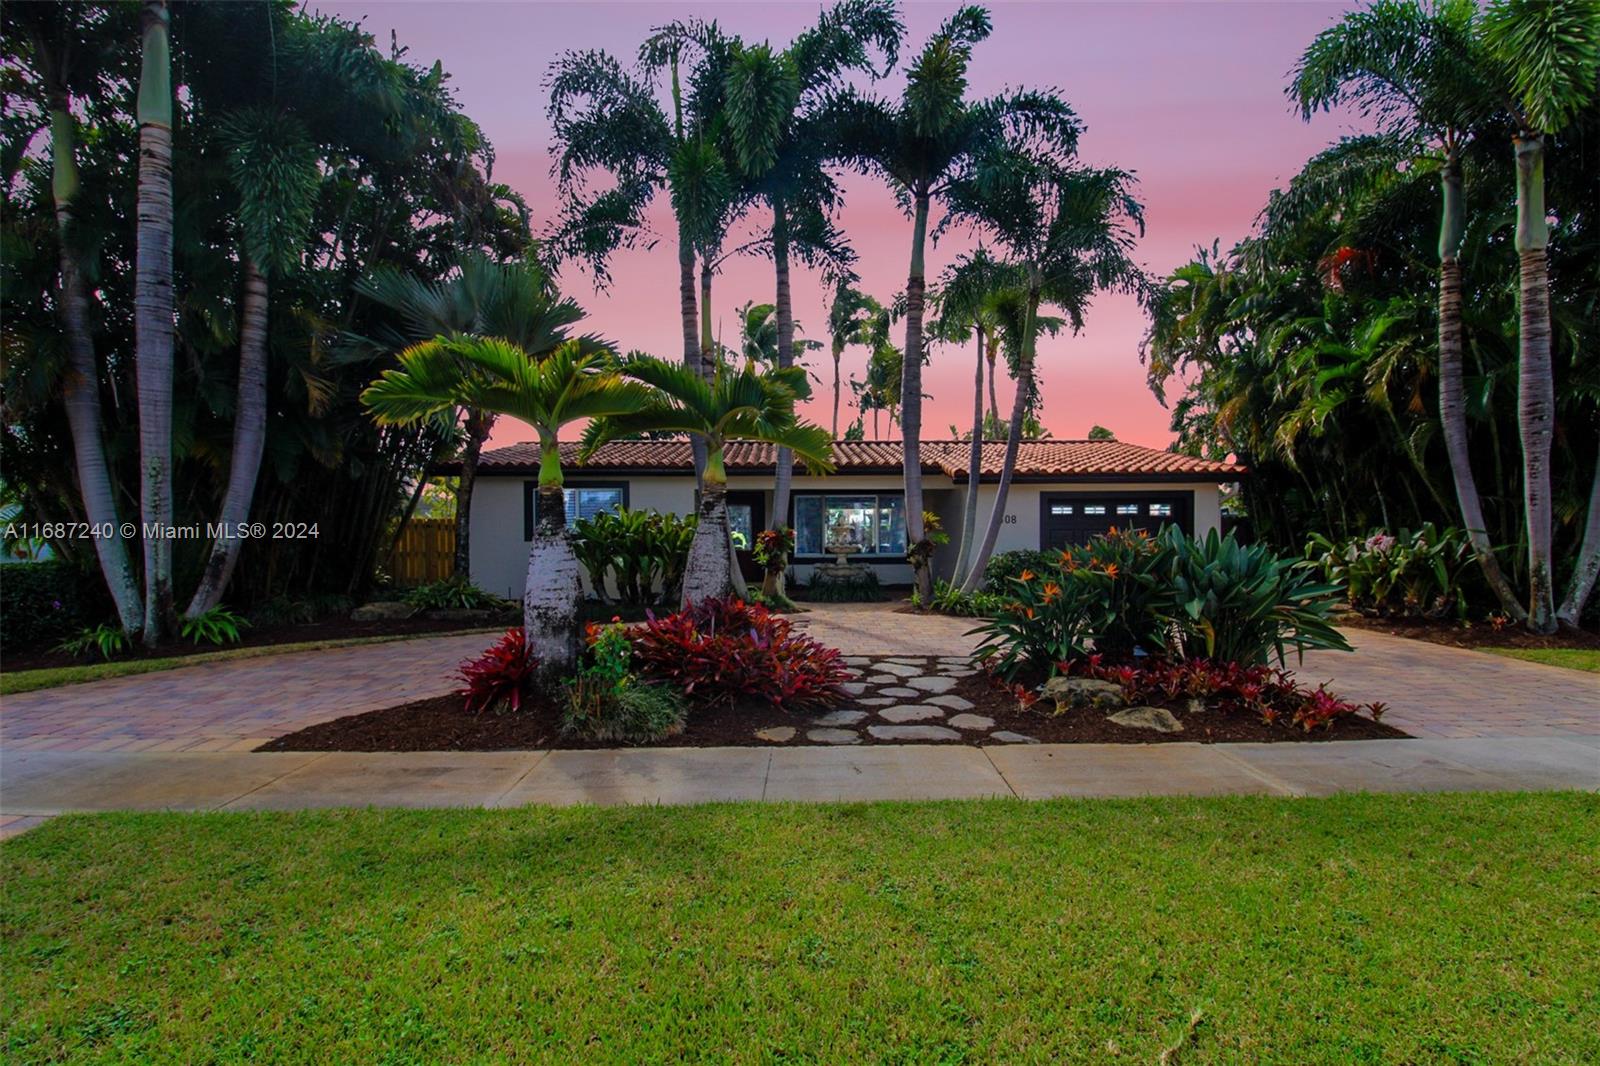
4;793;1597;1063
1483;646;1600;673
0;629;497;696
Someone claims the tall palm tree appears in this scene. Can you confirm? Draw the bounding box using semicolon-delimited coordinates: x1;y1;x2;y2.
363;338;648;671
354;255;591;584
724;0;900;526
826;283;880;438
827;5;1081;598
186;109;321;617
20;3;144;632
1289;0;1524;621
134;0;175;645
582;356;834;605
1482;0;1600;632
737;301;780;367
949;158;1148;594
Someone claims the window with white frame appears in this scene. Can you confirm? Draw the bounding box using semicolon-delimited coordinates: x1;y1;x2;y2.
793;493;907;556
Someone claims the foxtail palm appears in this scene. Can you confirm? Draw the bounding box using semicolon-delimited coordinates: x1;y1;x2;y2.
1482;0;1600;632
826;284;880;438
827;5;1081;598
364;338;649;672
947;158;1147;595
1290;0;1525;621
134;0;175;645
582;356;834;605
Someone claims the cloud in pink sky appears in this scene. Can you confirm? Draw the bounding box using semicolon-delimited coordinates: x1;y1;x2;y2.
320;1;1368;450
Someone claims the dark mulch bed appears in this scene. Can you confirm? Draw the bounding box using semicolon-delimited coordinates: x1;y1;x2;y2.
258;657;1406;752
1338;612;1600;652
1;612;514;673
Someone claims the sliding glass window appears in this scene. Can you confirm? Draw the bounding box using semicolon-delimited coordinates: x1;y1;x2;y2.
793;493;906;557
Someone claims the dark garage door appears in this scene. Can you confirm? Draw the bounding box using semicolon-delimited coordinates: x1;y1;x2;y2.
1041;491;1193;549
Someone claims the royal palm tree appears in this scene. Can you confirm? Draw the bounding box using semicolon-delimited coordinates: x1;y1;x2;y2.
354;255;591;584
582;356;834;605
1481;0;1600;632
134;0;175;645
363;338;647;671
948;158;1148;595
18;3;144;632
1289;0;1524;620
826;283;880;438
827;5;1081;598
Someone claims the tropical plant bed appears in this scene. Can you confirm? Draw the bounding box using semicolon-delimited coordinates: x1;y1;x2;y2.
1338;612;1600;652
0;612;515;674
257;654;1404;752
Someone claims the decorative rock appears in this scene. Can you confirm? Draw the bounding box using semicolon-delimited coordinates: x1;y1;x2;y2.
907;676;957;694
858;697;897;707
879;687;920;698
867;674;900;684
815;710;868;726
1186;697;1207;715
879;704;945;723
842;656;873;666
867;724;962;742
807;727;861;745
350;601;415;622
838;682;868;696
937;656;969;665
947;713;996;731
1041;676;1126;712
754;726;796;743
926;695;975;711
940;669;977;678
990;731;1039;744
883;657;925;665
1108;705;1184;733
872;662;922;677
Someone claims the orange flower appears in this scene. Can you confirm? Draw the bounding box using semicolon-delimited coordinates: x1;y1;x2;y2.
1041;581;1061;604
1018;569;1036;582
1103;563;1120;578
1024;606;1036;619
1107;525;1119;537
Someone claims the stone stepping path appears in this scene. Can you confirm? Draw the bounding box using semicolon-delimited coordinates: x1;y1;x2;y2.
754;656;1036;746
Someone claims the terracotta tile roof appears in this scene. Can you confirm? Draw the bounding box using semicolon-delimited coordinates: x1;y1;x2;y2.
461;439;1244;480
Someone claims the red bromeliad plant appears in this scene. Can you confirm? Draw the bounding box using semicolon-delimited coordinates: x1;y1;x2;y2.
457;627;537;714
631;597;847;709
1056;654;1379;732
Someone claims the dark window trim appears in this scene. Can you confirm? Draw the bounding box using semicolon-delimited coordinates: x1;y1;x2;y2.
1038;490;1194;549
523;480;630;541
789;489;909;562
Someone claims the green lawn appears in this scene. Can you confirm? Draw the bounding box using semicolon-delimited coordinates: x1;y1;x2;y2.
0;629;497;696
4;793;1597;1063
1483;646;1600;673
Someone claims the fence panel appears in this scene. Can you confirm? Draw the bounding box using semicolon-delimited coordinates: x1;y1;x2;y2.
389;517;456;585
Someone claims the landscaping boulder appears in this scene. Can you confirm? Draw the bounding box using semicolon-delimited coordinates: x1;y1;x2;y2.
1041;676;1127;713
1107;705;1184;733
350;601;415;622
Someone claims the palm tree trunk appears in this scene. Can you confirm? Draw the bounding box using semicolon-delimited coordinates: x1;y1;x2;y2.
831;340;844;439
986;337;999;425
135;0;175;647
900;191;932;600
771;199;796;530
187;257;270;616
50;92;144;633
679;225;707;488
952;329;985;586
1557;459;1600;627
1512;134;1556;633
525;441;580;674
453;408;490;580
961;277;1040;595
682;444;736;606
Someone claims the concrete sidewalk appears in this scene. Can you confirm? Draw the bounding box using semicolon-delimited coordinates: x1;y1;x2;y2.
4;737;1594;829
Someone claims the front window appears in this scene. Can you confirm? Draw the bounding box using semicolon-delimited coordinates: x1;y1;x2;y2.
564;486;624;522
793;493;907;557
727;504;754;549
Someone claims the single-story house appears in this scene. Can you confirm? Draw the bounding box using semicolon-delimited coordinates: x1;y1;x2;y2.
449;439;1245;600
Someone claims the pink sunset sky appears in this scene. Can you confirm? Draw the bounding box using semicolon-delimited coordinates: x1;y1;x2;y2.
320;0;1368;451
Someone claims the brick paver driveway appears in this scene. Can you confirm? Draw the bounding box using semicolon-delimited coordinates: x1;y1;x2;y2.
1;608;1593;751
1;632;490;752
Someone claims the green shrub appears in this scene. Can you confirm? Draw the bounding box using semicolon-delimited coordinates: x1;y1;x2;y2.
404;576;508;611
55;623;130;661
1162;527;1350;665
911;578;1002;617
981;550;1057;596
562;620;686;743
571;507;696;606
248;594;353;626
1306;525;1475;620
802;565;883;602
0;561;108;649
179;606;249;646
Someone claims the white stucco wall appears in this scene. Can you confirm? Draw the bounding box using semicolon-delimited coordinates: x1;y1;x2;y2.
469;473;1225;600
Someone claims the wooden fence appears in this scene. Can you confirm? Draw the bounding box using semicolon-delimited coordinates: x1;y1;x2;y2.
388;517;456;585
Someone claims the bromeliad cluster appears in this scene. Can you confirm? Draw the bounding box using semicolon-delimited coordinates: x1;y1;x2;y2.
1060;655;1388;733
630;597;847;708
974;526;1351;678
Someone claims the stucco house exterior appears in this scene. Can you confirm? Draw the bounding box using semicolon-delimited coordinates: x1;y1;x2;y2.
451;439;1246;600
